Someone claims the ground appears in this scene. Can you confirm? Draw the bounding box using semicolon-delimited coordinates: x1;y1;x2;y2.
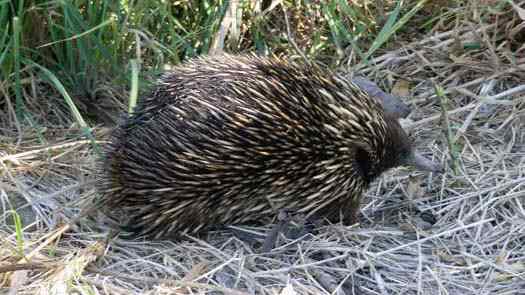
1;2;525;295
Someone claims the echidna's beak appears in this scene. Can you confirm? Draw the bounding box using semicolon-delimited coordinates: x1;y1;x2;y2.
408;152;444;173
351;76;411;119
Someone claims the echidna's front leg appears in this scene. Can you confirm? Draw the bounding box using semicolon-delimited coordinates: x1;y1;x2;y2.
321;195;362;225
261;209;316;252
346;196;362;225
261;209;293;252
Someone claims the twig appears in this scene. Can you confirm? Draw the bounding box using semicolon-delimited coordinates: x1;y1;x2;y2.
404;103;476;129
373;219;493;257
487;84;525;101
0;262;54;274
253;253;350;276
0;140;95;164
434;81;460;174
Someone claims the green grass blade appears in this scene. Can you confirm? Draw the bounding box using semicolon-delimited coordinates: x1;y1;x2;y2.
37;17;114;49
322;2;344;58
364;0;427;61
0;0;9;26
389;0;428;36
10;210;24;257
13;16;23;119
0;23;10;71
363;0;402;61
335;0;367;60
128;59;139;115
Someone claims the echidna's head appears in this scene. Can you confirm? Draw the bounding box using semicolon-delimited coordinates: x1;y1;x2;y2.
380;114;443;175
354;113;443;183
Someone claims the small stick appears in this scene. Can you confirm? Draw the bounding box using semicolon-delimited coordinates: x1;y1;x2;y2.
0;140;94;163
404;103;476;130
434;81;460;175
0;262;53;274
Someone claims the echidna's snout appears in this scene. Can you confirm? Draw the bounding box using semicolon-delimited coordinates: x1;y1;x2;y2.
351;76;411;119
404;151;444;173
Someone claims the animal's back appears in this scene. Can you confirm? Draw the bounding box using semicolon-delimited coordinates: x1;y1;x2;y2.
99;54;391;239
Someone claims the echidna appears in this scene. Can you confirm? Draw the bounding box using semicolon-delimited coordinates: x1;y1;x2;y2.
98;54;442;239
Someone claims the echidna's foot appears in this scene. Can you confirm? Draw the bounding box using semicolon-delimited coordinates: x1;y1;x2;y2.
418;210;437;225
261;210;317;253
282;218;316;240
321;211;360;227
261;209;294;252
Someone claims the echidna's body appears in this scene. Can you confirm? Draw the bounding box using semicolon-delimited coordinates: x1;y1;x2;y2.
99;54;440;239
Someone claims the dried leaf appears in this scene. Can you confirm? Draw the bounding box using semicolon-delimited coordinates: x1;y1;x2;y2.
399;222;415;232
495;250;507;265
494;261;525;282
435;250;465;266
448;53;468;63
172;262;210;295
182;261;209;282
407;175;425;200
391;79;410;97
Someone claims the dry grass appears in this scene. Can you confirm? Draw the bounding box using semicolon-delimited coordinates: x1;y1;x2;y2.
2;3;525;295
